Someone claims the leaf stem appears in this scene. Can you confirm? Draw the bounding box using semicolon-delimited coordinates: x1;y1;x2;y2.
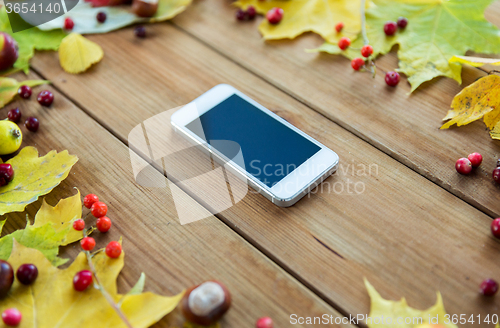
82;231;134;328
360;0;369;46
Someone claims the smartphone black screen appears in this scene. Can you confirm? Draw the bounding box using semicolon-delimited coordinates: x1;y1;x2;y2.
185;94;321;187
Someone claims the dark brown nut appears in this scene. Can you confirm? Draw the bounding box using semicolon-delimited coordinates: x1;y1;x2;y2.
181;280;231;326
131;0;158;17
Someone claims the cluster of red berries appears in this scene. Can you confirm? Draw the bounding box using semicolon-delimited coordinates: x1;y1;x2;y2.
235;7;283;25
64;11;106;31
453;152;500;297
454;152;483;175
236;5;256;21
64;16;147;38
72;194;122;291
6;107;39;133
0;260;39;326
383;17;408;36
3;85;53;134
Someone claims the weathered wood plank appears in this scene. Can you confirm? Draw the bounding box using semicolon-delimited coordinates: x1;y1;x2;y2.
29;23;500;327
0;72;348;327
171;0;500;219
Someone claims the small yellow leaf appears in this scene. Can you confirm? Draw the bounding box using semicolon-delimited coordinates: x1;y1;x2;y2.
59;33;103;74
441;75;500;130
449;55;500;67
234;0;367;43
0;147;78;215
33;190;83;246
365;279;457;328
2;240;184;328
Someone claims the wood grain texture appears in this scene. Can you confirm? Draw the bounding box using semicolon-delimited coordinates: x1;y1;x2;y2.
0;72;348;327
30;22;500;327
170;0;500;219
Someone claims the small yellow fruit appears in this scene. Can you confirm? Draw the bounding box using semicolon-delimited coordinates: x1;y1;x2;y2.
0;120;22;155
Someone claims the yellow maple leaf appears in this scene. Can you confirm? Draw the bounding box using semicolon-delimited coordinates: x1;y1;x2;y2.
59;33;104;74
234;0;367;43
441;75;500;140
0;147;78;215
1;240;183;328
33;190;83;246
365;279;457;328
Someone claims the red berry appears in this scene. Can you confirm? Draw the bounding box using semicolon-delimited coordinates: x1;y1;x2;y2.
17;85;32;99
361;45;373;57
96;217;112;233
493;167;500;183
80;237;96;251
0;260;14;298
266;7;283;24
256;317;273;328
0;33;19;71
385;71;400;87
455;158;472;175
351;58;365;71
397;16;408;29
335;22;344;33
25;117;39;132
338;37;351;50
467;152;482;167
2;308;21;326
480;279;498;296
83;193;99;209
235;9;248;21
491;218;500;239
37;90;54;106
7;108;21;123
73;219;85;231
0;164;14;187
96;11;107;23
91;201;107;217
16;264;38;285
384;21;397;36
246;6;256;20
64;17;74;30
105;241;122;258
73;270;93;291
134;25;146;38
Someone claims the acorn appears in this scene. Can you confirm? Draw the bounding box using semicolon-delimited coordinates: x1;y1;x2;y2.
181;280;231;326
131;0;158;17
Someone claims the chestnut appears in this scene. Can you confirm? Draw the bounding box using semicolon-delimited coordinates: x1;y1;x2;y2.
131;0;158;17
0;32;19;71
181;280;231;326
0;260;14;298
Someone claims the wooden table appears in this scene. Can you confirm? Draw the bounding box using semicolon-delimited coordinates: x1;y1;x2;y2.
3;0;500;326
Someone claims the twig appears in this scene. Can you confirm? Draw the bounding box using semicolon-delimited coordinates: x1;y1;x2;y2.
82;231;134;328
360;0;369;46
360;0;376;76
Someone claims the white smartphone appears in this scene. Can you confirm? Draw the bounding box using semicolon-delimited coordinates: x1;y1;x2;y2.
171;84;339;207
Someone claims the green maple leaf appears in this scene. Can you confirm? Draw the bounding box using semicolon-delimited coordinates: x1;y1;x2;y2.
0;8;66;74
313;0;500;92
